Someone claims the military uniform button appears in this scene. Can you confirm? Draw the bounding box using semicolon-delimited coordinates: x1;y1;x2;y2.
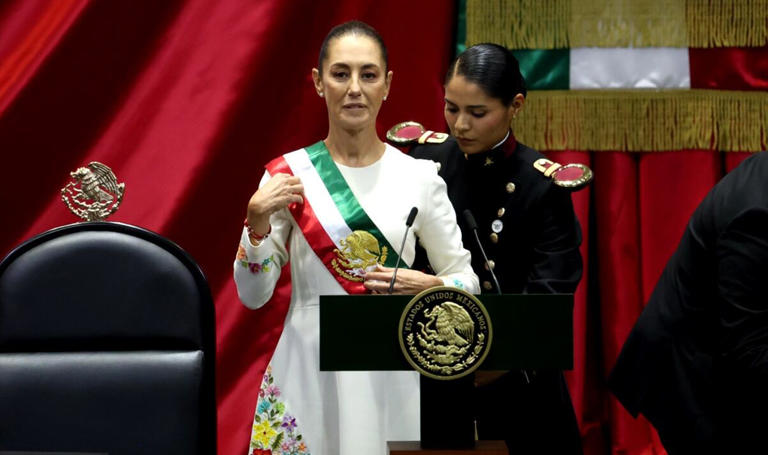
506;182;516;193
484;260;495;271
497;207;505;217
482;281;493;290
490;233;499;243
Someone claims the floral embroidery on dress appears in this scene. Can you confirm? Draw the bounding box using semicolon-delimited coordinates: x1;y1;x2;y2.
237;244;274;275
451;278;465;290
249;366;309;455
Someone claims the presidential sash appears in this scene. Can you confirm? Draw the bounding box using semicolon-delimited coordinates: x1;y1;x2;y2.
265;141;406;294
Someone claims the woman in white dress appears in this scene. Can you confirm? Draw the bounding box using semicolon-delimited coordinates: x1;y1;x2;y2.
234;21;479;455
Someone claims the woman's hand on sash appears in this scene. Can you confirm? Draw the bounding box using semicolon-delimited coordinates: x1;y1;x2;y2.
247;173;304;236
363;265;442;294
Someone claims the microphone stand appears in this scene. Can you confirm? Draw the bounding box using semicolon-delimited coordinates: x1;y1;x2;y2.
388;207;418;294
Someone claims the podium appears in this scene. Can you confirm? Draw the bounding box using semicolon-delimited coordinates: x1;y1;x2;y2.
320;293;573;453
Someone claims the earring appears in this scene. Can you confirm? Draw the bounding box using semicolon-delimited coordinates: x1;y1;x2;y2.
383;95;387;101
319;92;324;98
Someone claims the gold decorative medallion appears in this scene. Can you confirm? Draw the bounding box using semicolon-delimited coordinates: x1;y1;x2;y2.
533;158;593;190
399;286;492;380
550;163;594;190
385;121;449;145
331;230;388;281
386;121;425;145
61;161;125;221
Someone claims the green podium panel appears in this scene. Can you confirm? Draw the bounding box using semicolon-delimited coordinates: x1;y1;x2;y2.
319;293;573;372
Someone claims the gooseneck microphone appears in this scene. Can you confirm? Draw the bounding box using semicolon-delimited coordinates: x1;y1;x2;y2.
388;207;419;294
464;209;531;384
463;209;501;295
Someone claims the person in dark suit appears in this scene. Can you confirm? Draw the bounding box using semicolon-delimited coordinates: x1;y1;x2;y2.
609;152;768;454
393;43;588;454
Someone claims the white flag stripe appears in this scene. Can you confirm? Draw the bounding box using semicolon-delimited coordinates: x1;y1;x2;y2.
283;149;352;249
569;47;690;89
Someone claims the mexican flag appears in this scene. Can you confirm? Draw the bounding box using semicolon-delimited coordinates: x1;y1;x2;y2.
463;0;768;152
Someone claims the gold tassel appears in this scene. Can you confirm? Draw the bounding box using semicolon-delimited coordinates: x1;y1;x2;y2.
467;0;767;49
513;89;768;152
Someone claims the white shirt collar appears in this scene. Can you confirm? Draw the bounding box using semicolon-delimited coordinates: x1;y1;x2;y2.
491;131;510;150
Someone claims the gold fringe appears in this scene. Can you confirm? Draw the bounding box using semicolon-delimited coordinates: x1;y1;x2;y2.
687;0;768;47
513;89;768;152
466;0;768;49
570;0;687;47
466;0;571;49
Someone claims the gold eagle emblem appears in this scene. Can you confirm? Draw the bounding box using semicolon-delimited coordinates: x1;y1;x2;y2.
61;161;125;221
331;230;388;281
417;302;475;365
399;287;492;380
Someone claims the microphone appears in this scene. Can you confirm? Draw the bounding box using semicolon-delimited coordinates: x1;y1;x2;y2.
388;207;418;294
463;209;501;295
464;209;531;384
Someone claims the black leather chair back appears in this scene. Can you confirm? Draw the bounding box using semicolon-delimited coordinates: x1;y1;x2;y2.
0;222;215;454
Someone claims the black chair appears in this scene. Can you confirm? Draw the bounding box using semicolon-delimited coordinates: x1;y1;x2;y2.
0;222;216;454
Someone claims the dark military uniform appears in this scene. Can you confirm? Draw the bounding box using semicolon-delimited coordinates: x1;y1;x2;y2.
610;152;768;454
410;133;584;454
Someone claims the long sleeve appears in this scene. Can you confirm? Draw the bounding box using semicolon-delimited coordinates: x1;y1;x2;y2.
416;162;479;294
523;185;583;294
715;207;768;445
717;207;768;377
233;171;292;309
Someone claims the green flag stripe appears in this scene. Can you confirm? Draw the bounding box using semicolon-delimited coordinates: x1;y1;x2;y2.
455;0;467;57
513;49;570;90
304;141;403;268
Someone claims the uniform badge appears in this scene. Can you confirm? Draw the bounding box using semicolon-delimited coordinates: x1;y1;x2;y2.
61;161;125;221
386;121;448;146
533;158;594;190
491;219;503;233
331;230;388;282
399;286;493;380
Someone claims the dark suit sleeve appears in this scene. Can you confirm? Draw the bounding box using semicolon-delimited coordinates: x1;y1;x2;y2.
523;185;583;294
717;208;768;378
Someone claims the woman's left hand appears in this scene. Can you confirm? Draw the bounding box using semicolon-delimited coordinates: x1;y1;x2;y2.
363;265;443;294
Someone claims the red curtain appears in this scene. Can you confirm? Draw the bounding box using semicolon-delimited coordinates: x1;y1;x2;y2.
0;1;756;454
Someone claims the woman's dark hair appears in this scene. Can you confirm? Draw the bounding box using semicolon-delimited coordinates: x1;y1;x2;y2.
446;43;527;105
317;21;388;74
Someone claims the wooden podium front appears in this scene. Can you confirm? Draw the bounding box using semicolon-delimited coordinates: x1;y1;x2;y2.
387;440;508;454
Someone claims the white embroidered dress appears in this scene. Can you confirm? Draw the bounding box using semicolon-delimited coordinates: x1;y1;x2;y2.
234;144;478;455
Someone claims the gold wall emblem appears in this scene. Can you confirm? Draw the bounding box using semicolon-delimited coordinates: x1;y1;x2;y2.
61;161;125;221
398;286;492;380
331;230;388;281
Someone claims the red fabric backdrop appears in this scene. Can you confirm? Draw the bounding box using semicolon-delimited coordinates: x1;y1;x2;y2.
0;1;755;454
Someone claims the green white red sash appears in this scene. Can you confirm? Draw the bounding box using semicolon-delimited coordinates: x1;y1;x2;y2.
265;141;404;294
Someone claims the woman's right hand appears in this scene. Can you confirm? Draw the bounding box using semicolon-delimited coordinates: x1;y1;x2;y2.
246;173;304;235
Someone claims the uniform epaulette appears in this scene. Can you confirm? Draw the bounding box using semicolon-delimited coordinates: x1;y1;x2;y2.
386;121;449;146
533;158;593;191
